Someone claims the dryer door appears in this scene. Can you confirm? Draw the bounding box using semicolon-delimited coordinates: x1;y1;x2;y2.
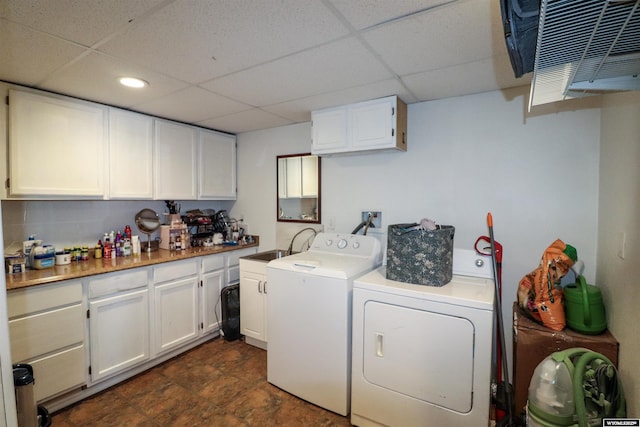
362;301;475;412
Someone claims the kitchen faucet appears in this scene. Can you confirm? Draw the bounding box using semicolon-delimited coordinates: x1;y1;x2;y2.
287;227;318;255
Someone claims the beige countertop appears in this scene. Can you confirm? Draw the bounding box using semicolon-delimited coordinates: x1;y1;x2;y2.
6;238;259;291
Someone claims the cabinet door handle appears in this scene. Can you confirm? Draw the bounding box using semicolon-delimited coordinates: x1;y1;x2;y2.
263;281;267;294
258;281;262;293
375;332;384;357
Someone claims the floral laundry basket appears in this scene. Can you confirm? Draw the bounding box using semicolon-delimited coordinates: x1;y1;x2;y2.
386;223;455;287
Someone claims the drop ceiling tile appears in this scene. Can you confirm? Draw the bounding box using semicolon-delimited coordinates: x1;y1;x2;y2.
201;37;394;107
1;0;165;46
263;78;418;122
328;0;453;30
41;52;188;109
132;86;253;123
99;0;349;84
0;20;86;86
363;0;498;76
197;108;294;134
402;54;529;101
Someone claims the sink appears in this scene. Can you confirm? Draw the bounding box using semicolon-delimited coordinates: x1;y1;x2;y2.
242;249;292;263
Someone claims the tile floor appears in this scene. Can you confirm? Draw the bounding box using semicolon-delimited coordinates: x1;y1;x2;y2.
51;338;353;426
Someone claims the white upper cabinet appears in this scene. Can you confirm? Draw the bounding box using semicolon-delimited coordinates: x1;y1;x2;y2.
4;87;238;201
311;95;407;155
108;108;153;199
198;129;237;200
154;119;198;200
8;89;106;197
310;107;347;153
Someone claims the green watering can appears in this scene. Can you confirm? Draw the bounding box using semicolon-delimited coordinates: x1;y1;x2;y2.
564;275;607;335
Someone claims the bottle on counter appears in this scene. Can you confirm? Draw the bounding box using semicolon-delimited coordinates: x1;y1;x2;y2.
123;238;131;257
103;241;112;259
124;225;132;240
115;231;122;257
132;235;140;256
95;240;103;259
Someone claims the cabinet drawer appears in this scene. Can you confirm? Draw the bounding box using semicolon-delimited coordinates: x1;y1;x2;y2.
8;280;82;318
239;259;268;275
202;254;224;273
10;304;84;362
28;344;86;402
88;268;148;299
153;259;198;283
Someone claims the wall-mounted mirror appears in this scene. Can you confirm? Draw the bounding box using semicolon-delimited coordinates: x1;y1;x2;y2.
277;153;321;223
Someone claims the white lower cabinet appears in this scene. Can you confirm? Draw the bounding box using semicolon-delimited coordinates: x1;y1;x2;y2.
87;268;150;383
7;248;259;410
8;280;86;402
239;259;268;348
153;259;199;355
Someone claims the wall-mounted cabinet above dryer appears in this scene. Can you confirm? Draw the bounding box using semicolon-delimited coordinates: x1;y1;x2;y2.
311;95;407;156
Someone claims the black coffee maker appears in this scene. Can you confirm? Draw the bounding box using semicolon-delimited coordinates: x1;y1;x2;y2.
213;210;232;240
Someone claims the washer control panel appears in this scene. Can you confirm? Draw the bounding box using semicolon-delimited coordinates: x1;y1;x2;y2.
311;233;381;259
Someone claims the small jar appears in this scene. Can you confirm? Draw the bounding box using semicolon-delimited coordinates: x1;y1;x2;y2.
80;246;89;261
94;244;103;259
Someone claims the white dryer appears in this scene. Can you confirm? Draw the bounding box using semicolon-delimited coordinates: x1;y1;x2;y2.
351;249;495;427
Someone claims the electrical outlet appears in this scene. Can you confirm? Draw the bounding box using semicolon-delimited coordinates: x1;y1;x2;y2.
361;211;382;230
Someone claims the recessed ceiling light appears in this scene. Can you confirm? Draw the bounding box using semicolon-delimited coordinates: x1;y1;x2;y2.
119;77;148;88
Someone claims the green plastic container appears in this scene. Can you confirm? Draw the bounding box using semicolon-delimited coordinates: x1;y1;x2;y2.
564;276;606;335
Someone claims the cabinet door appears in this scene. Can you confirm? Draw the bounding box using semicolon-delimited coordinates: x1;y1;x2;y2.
198;130;237;199
154;277;199;354
350;97;395;150
8;89;106;197
201;269;225;334
89;289;150;382
239;271;266;341
108;108;153;199
311;107;347;154
154;119;197;200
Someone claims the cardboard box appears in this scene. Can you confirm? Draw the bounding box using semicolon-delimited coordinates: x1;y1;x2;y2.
512;302;619;414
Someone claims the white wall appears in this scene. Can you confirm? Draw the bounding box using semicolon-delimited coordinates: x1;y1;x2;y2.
232;122;313;251
598;91;640;415
234;86;603;377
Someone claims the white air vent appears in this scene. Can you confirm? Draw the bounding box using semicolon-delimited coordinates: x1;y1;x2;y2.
530;0;640;107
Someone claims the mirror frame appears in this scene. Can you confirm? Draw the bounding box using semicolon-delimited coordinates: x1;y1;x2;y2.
276;153;321;224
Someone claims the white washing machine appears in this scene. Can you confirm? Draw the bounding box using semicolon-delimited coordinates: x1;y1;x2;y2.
266;232;382;416
351;249;495;427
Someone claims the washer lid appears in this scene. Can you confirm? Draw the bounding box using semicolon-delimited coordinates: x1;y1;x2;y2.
354;267;495;311
268;251;381;279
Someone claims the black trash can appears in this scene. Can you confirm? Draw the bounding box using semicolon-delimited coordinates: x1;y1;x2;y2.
221;284;240;341
13;364;51;427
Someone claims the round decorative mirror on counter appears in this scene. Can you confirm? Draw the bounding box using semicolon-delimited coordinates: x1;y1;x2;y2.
135;208;161;252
